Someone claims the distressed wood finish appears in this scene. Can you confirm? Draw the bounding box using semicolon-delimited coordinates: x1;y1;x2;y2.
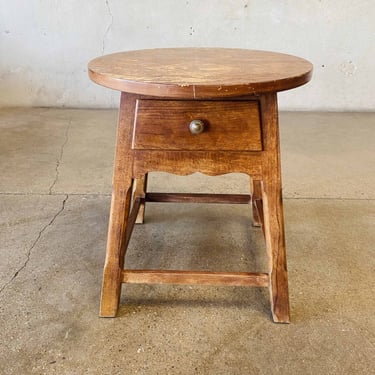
122;270;269;287
100;93;136;317
133;100;262;151
132;150;263;179
260;93;290;323
89;48;312;98
89;48;312;323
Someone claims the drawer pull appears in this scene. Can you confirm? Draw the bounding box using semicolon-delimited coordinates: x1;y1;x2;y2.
189;119;205;135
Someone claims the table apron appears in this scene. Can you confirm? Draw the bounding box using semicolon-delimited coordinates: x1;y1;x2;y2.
129;150;270;179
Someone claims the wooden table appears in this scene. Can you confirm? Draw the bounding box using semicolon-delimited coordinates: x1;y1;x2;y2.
88;48;312;323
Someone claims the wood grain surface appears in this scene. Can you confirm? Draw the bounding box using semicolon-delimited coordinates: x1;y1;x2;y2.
132;99;262;151
122;270;269;287
88;48;312;98
92;47;312;321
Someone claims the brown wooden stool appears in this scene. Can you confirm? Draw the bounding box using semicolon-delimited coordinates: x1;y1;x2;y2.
88;48;312;323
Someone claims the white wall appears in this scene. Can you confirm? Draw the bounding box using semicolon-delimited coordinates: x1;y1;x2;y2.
0;0;374;110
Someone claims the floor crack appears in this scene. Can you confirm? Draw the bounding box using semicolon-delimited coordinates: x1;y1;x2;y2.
48;119;71;194
102;0;114;55
0;195;69;295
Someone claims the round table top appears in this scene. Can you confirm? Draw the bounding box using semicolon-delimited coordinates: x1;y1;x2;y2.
88;48;313;99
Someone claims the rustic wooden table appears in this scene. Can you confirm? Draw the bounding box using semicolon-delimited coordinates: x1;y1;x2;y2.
88;48;312;322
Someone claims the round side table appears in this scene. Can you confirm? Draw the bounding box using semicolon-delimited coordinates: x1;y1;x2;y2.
88;48;312;323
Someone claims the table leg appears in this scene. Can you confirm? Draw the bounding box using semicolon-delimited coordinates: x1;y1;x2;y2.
134;173;148;224
250;178;263;227
100;180;133;317
261;93;290;323
100;92;136;317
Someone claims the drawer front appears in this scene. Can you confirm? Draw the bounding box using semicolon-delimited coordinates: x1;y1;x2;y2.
132;100;262;151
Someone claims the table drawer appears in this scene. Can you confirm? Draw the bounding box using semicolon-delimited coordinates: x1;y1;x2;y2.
132;100;262;151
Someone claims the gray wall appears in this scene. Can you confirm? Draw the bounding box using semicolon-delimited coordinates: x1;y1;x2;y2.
0;0;374;110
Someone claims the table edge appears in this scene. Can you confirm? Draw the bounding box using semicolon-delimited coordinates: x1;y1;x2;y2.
88;67;313;98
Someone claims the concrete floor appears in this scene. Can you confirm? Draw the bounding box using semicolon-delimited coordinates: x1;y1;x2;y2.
0;108;374;375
